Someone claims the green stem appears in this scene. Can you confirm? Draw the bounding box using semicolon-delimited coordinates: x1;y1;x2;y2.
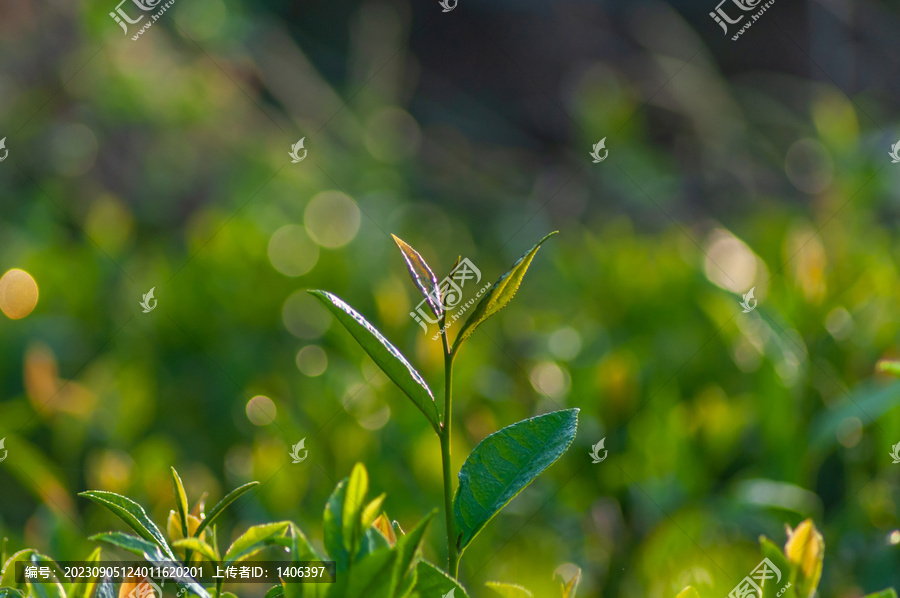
440;324;460;577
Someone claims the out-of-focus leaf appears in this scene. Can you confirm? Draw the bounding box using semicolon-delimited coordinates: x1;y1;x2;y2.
810;381;900;452
1;549;36;589
79;492;173;559
452;232;557;352
559;568;580;598
223;522;290;566
171;538;218;563
453;409;579;551
676;588;701;598
171;468;190;538
309;290;440;433
759;538;793;598
412;561;469;597
0;588;27;598
2;434;75;520
485;581;533;597
392;234;442;319
195;481;259;536
862;590;899;598
67;547;101;598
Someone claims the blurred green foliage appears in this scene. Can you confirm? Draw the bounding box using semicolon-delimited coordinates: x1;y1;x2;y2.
2;0;900;596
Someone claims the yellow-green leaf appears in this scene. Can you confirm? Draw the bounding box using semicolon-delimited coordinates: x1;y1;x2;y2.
392;234;442;319
452;232;557;353
560;568;581;598
171;468;190;538
486;581;533;597
676;587;701;598
784;519;824;598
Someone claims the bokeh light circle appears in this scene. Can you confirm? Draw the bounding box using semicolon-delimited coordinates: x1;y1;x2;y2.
246;395;277;426
296;345;328;376
0;268;39;319
268;225;319;277
304;191;361;249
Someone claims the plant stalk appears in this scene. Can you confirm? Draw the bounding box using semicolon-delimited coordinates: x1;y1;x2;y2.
439;323;460;577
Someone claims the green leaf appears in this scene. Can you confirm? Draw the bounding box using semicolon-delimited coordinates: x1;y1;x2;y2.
343;547;396;598
78;491;174;559
309;290;440;433
675;588;701;598
67;547;101;598
0;589;27;598
452;232;557;353
342;464;369;560
759;537;793;598
862;590;899;598
171;538;219;563
453;408;579;552
265;586;284;598
392;234;442;319
486;582;533;597
412;561;469;598
1;549;36;589
171;468;190;538
27;553;66;598
223;522;290;566
324;477;350;571
87;534;210;598
390;511;436;595
195;481;259;536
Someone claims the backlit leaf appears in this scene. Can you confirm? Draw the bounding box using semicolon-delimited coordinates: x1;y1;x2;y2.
223;522;290;566
392;234;442;319
485;581;533;597
195;481;259;536
79;491;174;559
453;408;578;552
309;290;440;433
452;232;557;353
171;468;190;538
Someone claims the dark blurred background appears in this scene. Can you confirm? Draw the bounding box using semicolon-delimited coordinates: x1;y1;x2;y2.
2;0;900;596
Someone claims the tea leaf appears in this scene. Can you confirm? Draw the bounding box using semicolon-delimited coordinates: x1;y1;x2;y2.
67;547;101;598
26;554;65;598
0;589;26;598
171;538;219;563
452;232;557;353
79;491;174;559
676;588;701;598
486;581;533;597
324;477;350;571
264;586;284;598
392;234;442;319
310;290;440;433
195;481;259;536
223;522;290;566
413;561;469;597
862;590;899;598
390;511;435;594
94;578;115;598
342;464;369;558
1;549;36;589
372;514;397;547
171;468;190;538
759;537;792;598
453;408;579;552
